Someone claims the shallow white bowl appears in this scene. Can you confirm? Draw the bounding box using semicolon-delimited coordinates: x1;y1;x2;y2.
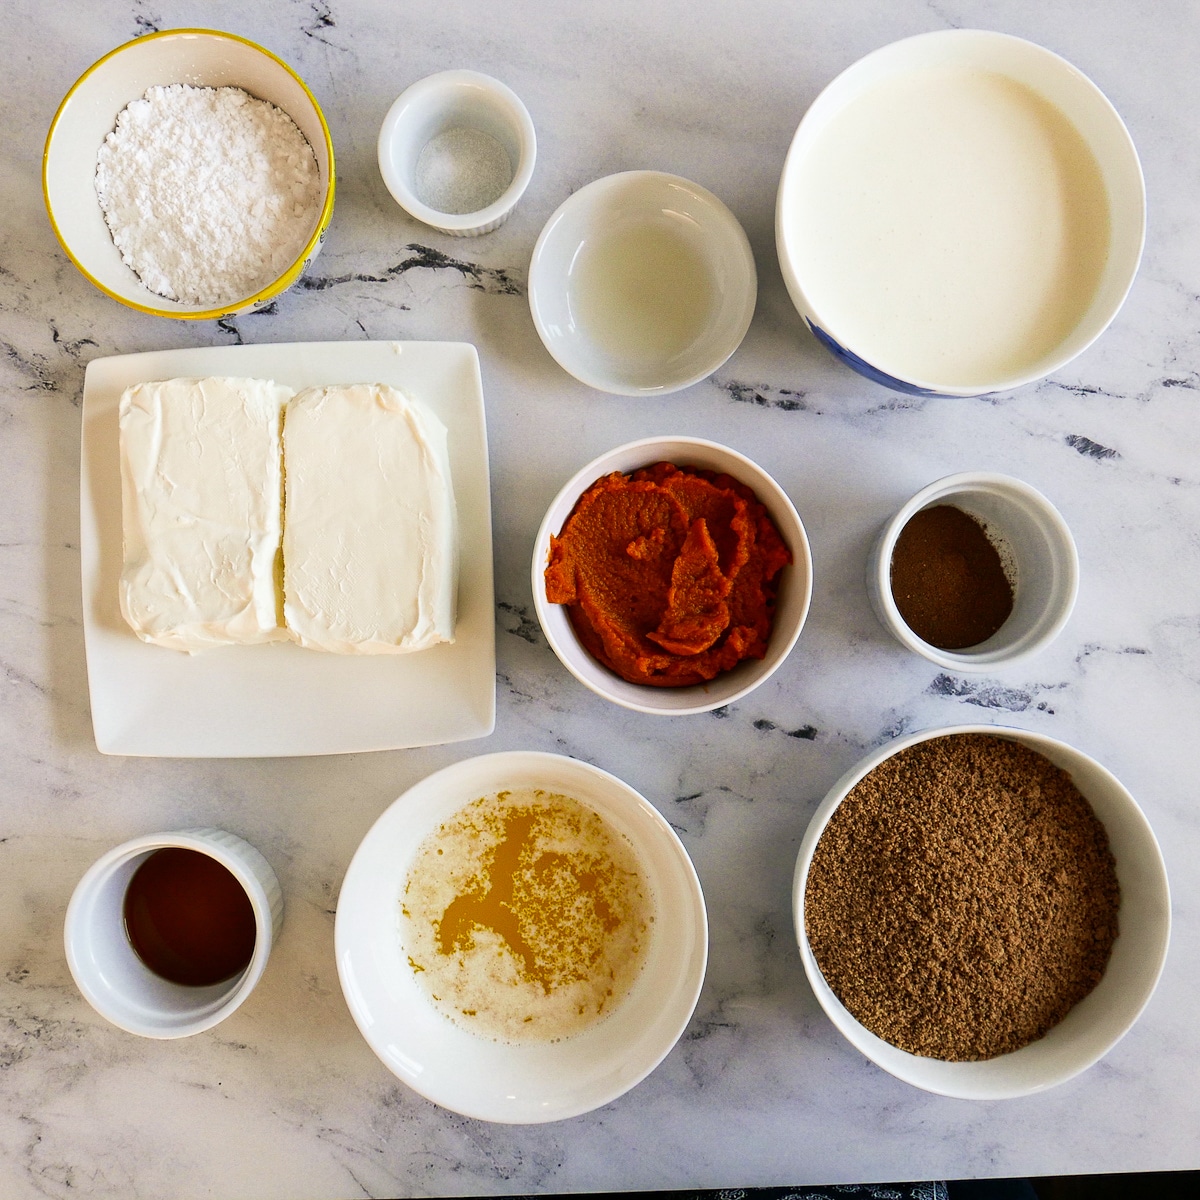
43;28;335;319
378;69;536;236
792;725;1171;1099
867;472;1079;672
532;436;812;715
776;30;1145;396
529;171;757;395
65;827;284;1038
335;751;708;1123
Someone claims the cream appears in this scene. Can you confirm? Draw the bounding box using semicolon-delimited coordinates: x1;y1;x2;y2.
118;376;291;652
787;67;1111;389
282;383;457;653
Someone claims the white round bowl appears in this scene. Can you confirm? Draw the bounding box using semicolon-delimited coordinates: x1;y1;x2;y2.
335;751;708;1123
532;436;812;715
64;828;284;1038
378;69;536;237
43;28;335;319
776;30;1145;396
792;725;1171;1099
867;472;1079;672
529;171;757;395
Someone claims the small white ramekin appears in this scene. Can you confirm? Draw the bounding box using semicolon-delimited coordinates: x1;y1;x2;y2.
65;828;284;1038
867;472;1079;672
532;436;812;715
378;70;536;236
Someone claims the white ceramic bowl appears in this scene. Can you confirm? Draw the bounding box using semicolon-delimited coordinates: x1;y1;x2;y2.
529;171;757;395
65;828;284;1038
776;30;1145;396
335;751;708;1123
378;69;536;236
43;28;335;319
867;472;1079;672
793;725;1170;1099
532;436;812;715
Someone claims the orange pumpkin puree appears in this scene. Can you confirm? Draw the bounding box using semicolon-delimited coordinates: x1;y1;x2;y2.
545;462;791;687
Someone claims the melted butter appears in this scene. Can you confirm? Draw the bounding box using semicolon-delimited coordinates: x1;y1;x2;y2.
402;789;654;1042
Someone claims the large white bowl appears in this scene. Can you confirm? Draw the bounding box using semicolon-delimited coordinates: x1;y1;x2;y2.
776;30;1145;396
792;725;1171;1099
529;171;757;395
43;28;335;319
532;437;812;716
335;751;708;1123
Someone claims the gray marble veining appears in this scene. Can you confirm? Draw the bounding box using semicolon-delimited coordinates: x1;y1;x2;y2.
3;0;1199;1196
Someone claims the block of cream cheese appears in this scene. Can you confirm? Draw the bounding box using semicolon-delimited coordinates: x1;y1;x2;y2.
283;383;457;653
119;376;292;653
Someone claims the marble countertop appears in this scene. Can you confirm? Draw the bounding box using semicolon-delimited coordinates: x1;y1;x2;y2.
3;0;1199;1196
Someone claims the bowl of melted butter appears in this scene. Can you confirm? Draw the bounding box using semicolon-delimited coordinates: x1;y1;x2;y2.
335;751;708;1122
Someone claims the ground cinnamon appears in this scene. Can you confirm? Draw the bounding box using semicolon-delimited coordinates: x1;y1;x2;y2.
890;504;1013;649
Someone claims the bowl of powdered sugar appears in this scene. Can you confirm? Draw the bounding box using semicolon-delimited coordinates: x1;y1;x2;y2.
43;28;334;319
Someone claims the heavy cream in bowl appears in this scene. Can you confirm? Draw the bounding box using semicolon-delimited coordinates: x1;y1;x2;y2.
775;31;1145;396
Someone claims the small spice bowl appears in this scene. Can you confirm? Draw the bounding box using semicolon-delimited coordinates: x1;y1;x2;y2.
43;28;335;319
377;70;536;236
867;472;1079;671
531;436;812;715
792;725;1171;1099
335;751;708;1122
64;828;284;1038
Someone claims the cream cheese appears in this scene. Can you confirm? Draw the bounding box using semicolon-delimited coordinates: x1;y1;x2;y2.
119;376;291;652
282;383;457;653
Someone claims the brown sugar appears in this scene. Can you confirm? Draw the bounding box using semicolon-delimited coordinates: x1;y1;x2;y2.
804;733;1120;1061
890;504;1014;649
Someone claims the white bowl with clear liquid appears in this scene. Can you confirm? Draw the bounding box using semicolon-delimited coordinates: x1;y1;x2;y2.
529;171;757;395
775;30;1145;396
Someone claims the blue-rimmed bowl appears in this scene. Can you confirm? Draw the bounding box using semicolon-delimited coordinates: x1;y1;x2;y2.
775;30;1144;396
43;29;335;320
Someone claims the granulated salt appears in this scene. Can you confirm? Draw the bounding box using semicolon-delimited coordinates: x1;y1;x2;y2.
95;84;322;306
414;127;513;215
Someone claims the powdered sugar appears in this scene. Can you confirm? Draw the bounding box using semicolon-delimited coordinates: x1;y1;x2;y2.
95;84;323;306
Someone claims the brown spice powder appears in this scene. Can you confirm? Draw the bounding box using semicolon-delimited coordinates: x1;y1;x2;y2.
890;505;1014;650
804;733;1120;1061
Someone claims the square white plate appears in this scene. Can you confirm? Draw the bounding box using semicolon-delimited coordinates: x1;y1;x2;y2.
80;341;496;757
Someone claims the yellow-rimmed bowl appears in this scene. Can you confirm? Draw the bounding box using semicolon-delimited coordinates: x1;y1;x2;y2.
43;29;335;320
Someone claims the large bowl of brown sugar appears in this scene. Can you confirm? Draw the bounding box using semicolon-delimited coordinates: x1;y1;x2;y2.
792;726;1170;1099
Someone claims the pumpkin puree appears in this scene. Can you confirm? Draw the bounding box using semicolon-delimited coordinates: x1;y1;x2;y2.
545;462;791;686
